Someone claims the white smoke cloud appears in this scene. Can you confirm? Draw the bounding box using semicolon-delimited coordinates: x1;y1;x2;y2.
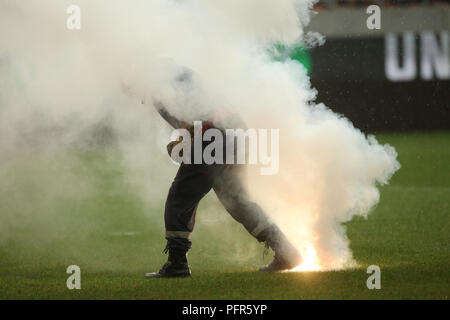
0;0;399;270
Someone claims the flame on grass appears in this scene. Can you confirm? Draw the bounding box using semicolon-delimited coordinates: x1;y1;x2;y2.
290;244;321;272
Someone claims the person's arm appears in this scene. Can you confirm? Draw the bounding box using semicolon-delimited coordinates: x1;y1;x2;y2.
152;99;194;160
122;82;189;129
152;100;191;129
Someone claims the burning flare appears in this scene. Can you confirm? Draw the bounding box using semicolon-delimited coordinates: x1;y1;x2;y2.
290;244;321;272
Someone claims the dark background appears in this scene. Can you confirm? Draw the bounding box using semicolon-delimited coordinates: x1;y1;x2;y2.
309;37;450;132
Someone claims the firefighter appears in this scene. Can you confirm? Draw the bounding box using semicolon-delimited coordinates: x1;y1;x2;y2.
144;71;302;278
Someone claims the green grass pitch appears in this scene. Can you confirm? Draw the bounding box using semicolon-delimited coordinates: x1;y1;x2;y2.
0;131;448;299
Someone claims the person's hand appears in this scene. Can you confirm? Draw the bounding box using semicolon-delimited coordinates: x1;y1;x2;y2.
166;125;194;160
167;137;183;158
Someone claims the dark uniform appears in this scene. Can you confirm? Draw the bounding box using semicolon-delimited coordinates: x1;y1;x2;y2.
164;124;273;252
145;70;301;278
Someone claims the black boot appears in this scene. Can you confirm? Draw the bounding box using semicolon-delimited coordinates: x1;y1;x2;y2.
258;225;302;272
145;246;191;278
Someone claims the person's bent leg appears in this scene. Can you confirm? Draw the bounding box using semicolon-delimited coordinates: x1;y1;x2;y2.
145;164;214;278
212;165;272;238
212;165;302;271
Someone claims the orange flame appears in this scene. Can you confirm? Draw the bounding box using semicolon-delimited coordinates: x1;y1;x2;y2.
290;244;320;272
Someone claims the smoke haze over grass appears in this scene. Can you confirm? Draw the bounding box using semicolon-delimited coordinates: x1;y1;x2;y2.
0;0;399;270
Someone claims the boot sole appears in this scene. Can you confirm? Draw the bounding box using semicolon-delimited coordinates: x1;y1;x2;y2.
259;256;302;272
258;266;289;272
145;272;191;278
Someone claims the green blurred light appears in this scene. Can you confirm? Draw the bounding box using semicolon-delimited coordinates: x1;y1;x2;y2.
270;44;312;75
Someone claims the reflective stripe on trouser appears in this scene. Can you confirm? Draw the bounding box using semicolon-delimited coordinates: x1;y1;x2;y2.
165;231;192;239
249;221;273;239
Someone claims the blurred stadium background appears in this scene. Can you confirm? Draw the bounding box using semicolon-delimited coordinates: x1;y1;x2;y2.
291;0;450;131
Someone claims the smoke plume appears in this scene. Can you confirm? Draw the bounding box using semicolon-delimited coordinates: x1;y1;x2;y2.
0;0;399;270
